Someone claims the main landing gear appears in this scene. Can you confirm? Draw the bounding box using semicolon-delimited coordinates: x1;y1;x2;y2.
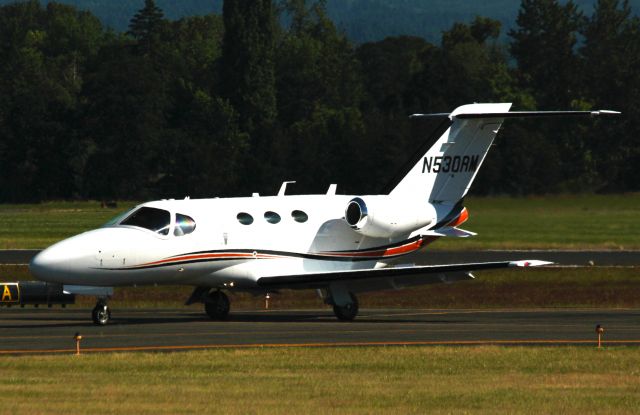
185;287;231;320
92;299;111;325
332;293;359;321
204;289;230;320
326;285;359;321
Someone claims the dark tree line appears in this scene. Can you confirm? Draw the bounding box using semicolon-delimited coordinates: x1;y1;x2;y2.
0;0;637;202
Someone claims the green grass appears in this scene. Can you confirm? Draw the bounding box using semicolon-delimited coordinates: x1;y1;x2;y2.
1;194;639;249
1;346;639;414
0;201;138;249
434;193;640;250
3;265;639;309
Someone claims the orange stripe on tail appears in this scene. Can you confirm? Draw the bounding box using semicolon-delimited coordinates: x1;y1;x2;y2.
447;207;469;228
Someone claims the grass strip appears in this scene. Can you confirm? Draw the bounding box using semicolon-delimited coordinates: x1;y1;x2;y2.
0;201;137;249
0;346;639;414
0;194;639;249
435;193;640;250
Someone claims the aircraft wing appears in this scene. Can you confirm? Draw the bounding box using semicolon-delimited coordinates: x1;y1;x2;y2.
256;260;551;290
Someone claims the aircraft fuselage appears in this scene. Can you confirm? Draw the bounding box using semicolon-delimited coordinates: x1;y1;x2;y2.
30;194;441;288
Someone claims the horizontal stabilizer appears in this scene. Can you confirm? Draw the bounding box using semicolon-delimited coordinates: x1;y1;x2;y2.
455;110;621;119
257;259;552;289
422;228;477;238
411;110;621;120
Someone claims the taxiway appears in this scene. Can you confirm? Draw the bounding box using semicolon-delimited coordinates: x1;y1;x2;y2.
1;308;639;354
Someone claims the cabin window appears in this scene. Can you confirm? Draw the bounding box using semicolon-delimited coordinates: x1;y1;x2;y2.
120;207;171;235
264;211;281;224
174;213;196;236
291;210;308;223
237;212;254;225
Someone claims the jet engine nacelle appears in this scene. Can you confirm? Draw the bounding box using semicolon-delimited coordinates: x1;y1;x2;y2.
344;196;435;238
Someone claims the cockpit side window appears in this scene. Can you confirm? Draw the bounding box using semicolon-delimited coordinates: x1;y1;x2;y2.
174;213;196;236
120;207;171;235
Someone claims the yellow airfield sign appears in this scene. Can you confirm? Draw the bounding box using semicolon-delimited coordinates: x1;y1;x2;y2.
1;283;20;304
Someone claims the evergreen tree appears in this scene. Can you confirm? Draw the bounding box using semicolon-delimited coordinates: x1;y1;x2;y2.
0;1;104;202
509;0;584;108
274;0;366;194
220;0;276;135
581;0;640;191
128;0;166;54
219;0;277;194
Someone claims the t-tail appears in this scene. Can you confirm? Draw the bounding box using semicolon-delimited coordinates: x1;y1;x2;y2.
389;103;621;204
390;103;510;203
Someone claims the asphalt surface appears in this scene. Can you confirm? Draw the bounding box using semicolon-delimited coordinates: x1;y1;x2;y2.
1;308;639;353
2;249;639;266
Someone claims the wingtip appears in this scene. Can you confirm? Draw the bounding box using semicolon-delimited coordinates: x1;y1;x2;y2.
509;260;554;267
593;110;622;116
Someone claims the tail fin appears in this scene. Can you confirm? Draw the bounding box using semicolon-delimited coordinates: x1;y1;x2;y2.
391;103;511;203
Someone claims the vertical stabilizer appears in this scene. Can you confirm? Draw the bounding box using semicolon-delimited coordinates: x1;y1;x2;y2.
390;103;512;203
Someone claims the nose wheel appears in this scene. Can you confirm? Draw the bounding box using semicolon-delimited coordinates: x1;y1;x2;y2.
92;300;111;325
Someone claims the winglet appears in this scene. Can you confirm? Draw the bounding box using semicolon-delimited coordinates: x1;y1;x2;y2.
508;260;554;267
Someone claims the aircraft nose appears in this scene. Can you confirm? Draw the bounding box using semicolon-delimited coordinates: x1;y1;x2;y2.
30;244;70;282
29;236;97;282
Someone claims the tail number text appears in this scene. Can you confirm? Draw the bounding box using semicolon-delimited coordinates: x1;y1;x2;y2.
422;155;479;174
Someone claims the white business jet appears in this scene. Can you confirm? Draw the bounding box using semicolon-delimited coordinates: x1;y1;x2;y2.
28;103;619;325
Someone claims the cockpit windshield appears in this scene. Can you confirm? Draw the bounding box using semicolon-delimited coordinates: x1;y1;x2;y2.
102;209;135;228
120;207;171;235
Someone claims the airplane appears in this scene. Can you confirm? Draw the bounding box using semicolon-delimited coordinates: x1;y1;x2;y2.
24;103;619;325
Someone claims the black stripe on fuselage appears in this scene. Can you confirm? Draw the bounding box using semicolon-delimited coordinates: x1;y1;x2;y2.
95;236;428;271
167;235;423;259
96;253;379;271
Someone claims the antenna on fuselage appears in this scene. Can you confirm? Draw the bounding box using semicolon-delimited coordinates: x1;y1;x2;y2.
326;184;337;195
278;181;296;196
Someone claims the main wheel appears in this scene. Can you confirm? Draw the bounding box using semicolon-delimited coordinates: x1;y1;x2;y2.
332;293;359;321
92;302;111;325
204;290;230;320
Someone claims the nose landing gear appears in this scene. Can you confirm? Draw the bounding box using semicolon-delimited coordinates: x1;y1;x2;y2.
92;299;111;325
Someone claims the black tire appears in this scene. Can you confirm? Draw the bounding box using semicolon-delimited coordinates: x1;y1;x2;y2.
332;293;359;321
92;303;111;325
204;291;230;320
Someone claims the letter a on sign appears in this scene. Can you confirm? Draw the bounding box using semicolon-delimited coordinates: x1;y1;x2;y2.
2;285;12;302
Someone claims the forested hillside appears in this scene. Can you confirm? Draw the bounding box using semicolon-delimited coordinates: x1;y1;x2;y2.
0;0;638;202
1;0;638;43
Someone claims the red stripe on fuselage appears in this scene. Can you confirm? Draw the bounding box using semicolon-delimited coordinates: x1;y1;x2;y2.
127;236;441;270
318;237;427;258
137;252;287;268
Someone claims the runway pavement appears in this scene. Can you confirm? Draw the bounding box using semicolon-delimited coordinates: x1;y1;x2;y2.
1;249;639;266
1;308;639;354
